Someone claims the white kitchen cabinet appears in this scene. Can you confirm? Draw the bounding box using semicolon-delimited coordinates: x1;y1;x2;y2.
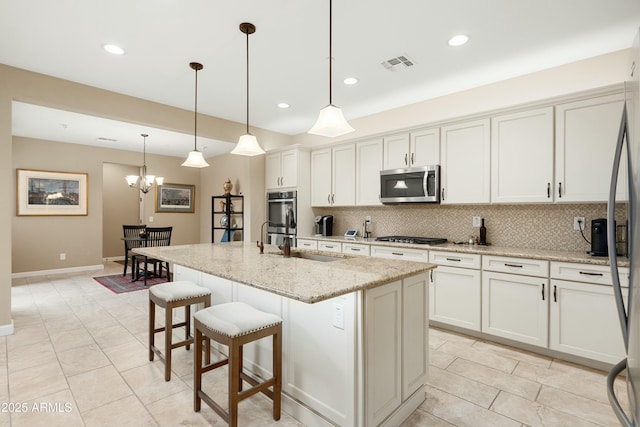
311;144;356;207
491;107;554;203
318;241;342;253
482;270;549;347
383;129;440;170
370;245;429;263
549;261;629;364
296;238;318;250
343;242;370;256
440;118;491;204
265;147;301;190
555;93;627;202
428;251;481;331
356;138;383;206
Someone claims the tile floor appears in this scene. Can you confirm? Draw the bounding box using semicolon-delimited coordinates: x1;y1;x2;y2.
0;262;630;426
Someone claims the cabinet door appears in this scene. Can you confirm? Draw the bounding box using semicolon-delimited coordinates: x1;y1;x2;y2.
402;273;428;400
429;266;481;331
555;93;626;202
550;279;626;364
491;107;554;203
410;128;440;167
265;152;282;189
440;118;491;204
332;144;356;206
365;280;402;427
482;271;548;347
311;148;332;207
383;134;410;169
356;138;383;206
280;149;298;188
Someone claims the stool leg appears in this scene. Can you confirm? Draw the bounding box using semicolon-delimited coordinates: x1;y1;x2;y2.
149;298;155;361
185;305;191;351
205;337;211;365
273;326;282;421
194;327;203;412
238;345;243;392
164;304;173;381
229;339;240;427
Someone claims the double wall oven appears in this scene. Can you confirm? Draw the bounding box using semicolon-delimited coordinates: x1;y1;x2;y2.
266;191;297;247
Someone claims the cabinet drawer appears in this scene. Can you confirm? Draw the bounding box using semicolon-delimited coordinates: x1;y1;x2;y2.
429;251;480;269
318;241;342;253
342;243;370;256
550;262;629;287
296;239;318;250
482;256;549;278
371;245;429;263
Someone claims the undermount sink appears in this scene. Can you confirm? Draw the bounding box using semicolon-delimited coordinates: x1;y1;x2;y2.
268;251;343;262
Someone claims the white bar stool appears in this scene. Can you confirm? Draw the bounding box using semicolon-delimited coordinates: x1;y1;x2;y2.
193;302;283;427
149;281;212;381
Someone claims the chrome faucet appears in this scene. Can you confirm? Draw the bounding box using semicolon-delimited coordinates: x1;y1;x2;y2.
257;220;271;254
278;206;296;257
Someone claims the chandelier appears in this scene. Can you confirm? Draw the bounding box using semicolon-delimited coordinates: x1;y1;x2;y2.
126;133;164;193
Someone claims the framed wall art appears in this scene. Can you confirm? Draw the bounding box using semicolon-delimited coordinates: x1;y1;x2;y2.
156;183;195;213
16;169;88;216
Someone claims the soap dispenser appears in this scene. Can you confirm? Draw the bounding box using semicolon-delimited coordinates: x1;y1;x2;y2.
479;218;487;245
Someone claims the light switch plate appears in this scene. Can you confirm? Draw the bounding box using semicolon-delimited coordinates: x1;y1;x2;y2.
473;216;482;227
333;303;344;329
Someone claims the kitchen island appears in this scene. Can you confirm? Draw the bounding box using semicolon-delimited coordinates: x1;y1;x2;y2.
134;242;436;427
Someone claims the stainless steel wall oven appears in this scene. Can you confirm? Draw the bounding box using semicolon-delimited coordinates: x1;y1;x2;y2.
266;191;297;246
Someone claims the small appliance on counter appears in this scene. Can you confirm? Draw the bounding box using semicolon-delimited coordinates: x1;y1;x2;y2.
590;218;609;256
315;215;333;236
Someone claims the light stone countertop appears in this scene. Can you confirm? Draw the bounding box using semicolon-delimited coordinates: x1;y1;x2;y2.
133;242;435;304
301;235;630;267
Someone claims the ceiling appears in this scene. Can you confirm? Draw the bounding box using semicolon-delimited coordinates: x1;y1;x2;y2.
2;0;640;158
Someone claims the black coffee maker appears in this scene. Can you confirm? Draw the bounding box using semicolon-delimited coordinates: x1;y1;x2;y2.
315;215;334;236
590;218;609;256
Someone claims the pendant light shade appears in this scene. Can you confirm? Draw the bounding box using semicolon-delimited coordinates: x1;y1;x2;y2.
231;22;265;157
308;0;354;137
182;61;210;168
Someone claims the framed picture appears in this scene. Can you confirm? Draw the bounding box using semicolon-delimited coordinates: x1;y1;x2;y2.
156;183;195;213
16;169;88;216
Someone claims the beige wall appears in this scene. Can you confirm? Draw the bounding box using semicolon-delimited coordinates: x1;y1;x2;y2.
1;73;12;330
103;163;140;259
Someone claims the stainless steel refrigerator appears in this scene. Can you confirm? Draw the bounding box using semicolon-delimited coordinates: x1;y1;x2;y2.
607;27;640;426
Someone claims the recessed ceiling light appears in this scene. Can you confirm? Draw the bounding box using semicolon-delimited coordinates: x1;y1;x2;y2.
103;44;125;55
277;102;290;109
448;34;469;47
344;77;359;85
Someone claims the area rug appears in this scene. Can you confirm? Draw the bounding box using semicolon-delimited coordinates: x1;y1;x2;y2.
93;273;171;294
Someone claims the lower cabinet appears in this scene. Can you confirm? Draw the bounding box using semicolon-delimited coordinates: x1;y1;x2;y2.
481;271;549;347
429;265;481;331
371;245;429;263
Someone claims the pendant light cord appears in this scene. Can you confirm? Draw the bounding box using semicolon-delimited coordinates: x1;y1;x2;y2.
194;67;199;150
142;134;147;166
329;0;333;105
246;29;250;134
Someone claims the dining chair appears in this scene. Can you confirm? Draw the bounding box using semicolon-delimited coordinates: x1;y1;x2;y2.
122;225;147;276
133;226;173;281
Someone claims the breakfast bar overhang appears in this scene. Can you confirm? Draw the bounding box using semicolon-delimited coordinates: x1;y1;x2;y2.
134;242;436;427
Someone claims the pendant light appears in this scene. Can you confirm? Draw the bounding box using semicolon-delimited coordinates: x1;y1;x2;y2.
231;22;266;156
182;62;210;168
126;133;164;193
308;0;354;137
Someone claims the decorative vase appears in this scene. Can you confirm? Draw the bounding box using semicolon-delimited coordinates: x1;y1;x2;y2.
223;178;233;195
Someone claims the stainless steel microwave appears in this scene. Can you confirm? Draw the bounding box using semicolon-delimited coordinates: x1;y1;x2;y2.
380;165;440;203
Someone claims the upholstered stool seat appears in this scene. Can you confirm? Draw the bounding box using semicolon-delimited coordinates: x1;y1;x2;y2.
149;281;211;381
194;302;283;427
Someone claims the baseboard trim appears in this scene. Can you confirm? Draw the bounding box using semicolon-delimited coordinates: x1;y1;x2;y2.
12;264;105;279
103;256;125;262
0;320;14;336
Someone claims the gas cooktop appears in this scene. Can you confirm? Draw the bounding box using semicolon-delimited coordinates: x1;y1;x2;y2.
375;236;447;245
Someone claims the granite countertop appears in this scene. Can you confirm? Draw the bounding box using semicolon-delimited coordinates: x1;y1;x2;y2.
301;236;630;267
133;242;435;304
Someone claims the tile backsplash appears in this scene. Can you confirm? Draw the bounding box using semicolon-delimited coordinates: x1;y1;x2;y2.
313;203;628;252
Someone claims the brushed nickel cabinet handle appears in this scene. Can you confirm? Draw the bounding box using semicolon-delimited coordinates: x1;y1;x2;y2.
404;153;408;165
327;194;331;204
411;153;415;165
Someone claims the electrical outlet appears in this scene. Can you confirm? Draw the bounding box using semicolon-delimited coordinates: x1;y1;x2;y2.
365;215;372;224
59;253;66;260
149;216;154;223
333;303;344;329
473;216;482;227
573;216;585;231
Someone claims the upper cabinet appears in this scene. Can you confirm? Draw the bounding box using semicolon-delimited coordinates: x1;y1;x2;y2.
555;93;627;202
491;107;554;203
311;144;356;207
356;138;383;206
383;128;439;170
265;148;301;190
440;118;491;204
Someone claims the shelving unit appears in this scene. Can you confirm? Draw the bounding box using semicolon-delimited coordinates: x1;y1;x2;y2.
211;194;243;243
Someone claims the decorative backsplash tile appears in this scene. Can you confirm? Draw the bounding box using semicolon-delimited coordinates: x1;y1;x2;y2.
313;203;627;252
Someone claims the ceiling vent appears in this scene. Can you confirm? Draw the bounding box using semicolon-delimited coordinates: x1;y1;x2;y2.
381;55;415;71
97;137;118;142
